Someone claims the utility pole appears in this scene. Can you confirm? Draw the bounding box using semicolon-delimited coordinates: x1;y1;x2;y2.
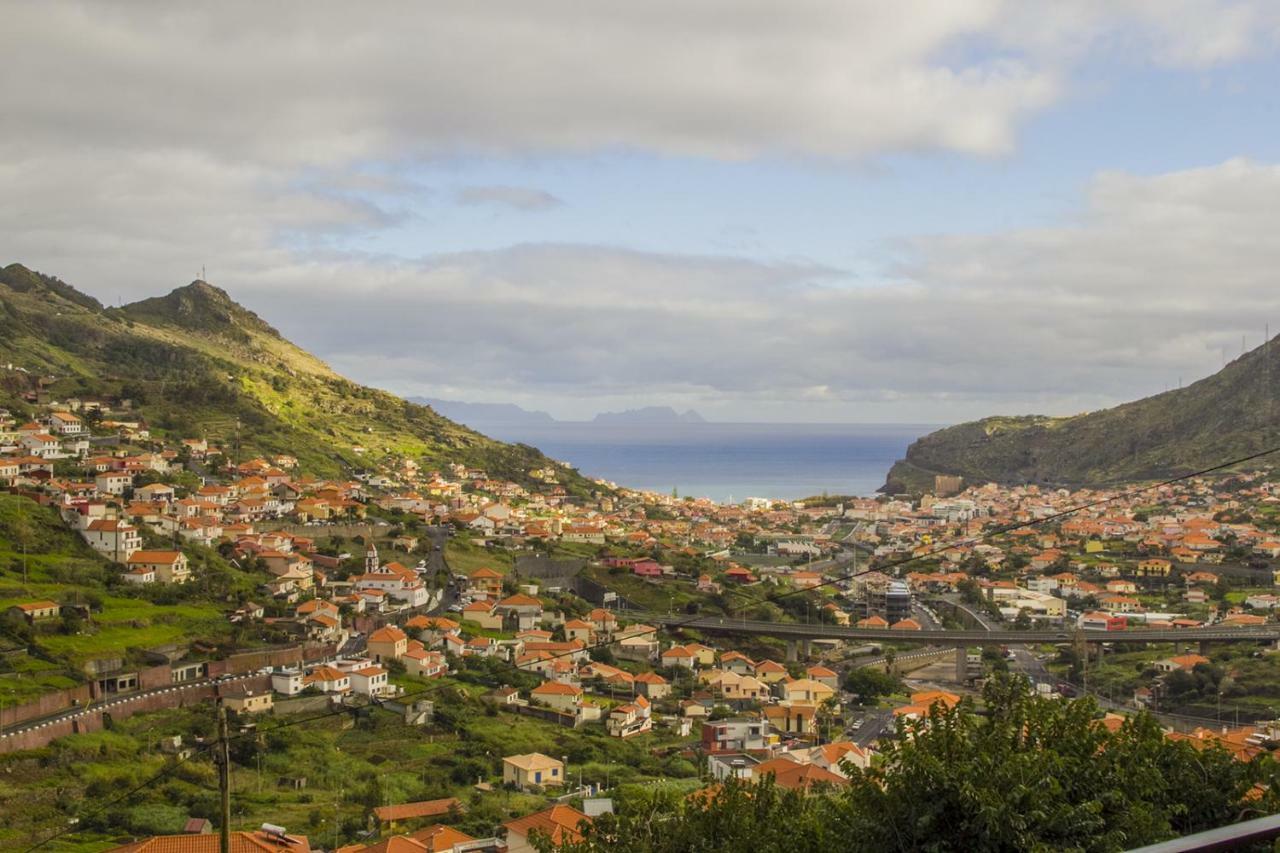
217;698;231;853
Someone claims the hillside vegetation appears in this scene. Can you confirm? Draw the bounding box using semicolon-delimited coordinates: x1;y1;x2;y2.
0;263;596;492
884;339;1280;492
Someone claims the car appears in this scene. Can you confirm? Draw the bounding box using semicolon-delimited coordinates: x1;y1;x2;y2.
447;603;463;613
852;719;864;730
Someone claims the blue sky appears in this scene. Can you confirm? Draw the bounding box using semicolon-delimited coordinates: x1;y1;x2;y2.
6;2;1280;422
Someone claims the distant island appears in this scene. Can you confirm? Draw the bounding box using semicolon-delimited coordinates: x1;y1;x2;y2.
592;406;705;425
414;397;556;427
416;398;706;428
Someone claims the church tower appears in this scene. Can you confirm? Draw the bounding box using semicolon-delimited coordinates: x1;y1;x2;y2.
365;540;379;573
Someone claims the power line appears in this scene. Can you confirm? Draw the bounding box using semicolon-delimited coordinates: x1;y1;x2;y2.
23;442;1280;851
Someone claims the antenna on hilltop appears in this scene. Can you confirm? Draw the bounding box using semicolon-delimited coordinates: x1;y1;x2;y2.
202;264;206;281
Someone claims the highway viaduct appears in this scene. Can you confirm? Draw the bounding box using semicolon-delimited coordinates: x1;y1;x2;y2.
642;613;1280;670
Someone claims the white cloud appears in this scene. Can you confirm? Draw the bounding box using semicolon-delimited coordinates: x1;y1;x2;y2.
3;3;1280;420
210;159;1277;421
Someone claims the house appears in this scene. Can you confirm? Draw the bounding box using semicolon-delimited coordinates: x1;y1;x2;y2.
763;700;818;735
460;601;503;630
372;798;464;832
754;659;789;684
502;805;591;853
805;665;839;690
81;518;142;561
349;665;391;697
615;631;660;663
123;565;156;585
8;600;60;622
338;825;475;853
719;651;755;675
102;829;311;852
634;671;671;700
587;608;619;638
701;718;769;753
94;471;133;496
270;669;305;695
606;696;652;738
661;645;697;670
367;625;408;662
502;753;565;790
780;678;835;705
403;648;448;679
302;666;350;694
563;618;594;644
494;593;544;630
127;550;191;584
1136;558;1173;577
530;680;583;713
47;411;84;435
1079;611;1127;631
751;757;848;791
224;688;274;715
1155;654;1210;673
467;567;504;599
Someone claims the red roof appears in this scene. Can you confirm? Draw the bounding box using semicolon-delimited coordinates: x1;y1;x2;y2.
503;805;591;845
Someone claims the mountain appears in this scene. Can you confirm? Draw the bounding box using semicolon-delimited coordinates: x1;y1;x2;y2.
883;339;1280;493
0;263;601;493
592;406;706;425
411;397;556;428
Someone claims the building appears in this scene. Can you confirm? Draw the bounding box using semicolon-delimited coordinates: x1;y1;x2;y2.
224;689;274;715
529;681;583;714
349;665;391;697
502;752;565;790
467;567;505;599
126;550;191;584
371;798;465;833
367;625;408;662
103;829;311;852
701;718;769;753
8;600;60;622
81;518;142;561
503;805;590;853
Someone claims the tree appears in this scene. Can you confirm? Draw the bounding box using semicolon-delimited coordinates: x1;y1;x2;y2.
548;676;1267;853
1013;607;1032;630
842;667;901;702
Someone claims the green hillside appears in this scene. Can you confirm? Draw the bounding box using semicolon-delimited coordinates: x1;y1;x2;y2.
884;339;1280;493
0;263;598;492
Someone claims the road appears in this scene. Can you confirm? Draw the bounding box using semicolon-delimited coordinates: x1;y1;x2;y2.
641;613;1280;645
850;708;894;746
1;673;260;738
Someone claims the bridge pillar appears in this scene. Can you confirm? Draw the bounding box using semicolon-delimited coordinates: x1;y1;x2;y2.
785;640;799;663
801;639;811;660
1199;640;1212;656
955;646;967;683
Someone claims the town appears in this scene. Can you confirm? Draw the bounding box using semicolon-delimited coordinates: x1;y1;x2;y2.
3;385;1280;851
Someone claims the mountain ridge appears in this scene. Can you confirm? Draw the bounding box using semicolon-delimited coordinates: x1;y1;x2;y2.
0;263;601;494
882;339;1280;493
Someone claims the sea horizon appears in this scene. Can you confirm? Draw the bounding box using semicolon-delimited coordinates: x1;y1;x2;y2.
464;420;943;503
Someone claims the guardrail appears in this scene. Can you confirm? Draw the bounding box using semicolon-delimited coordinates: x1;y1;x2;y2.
1127;814;1280;852
643;614;1280;645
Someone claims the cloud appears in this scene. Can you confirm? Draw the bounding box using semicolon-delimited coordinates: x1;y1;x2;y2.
211;158;1279;421
454;186;564;212
5;2;1272;171
4;4;1280;420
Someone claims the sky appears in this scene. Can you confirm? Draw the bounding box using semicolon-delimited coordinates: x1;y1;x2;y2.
4;1;1280;422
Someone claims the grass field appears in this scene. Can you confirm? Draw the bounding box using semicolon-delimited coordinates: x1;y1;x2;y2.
0;664;701;852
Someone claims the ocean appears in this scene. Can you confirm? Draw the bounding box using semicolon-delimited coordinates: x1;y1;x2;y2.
472;421;939;503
